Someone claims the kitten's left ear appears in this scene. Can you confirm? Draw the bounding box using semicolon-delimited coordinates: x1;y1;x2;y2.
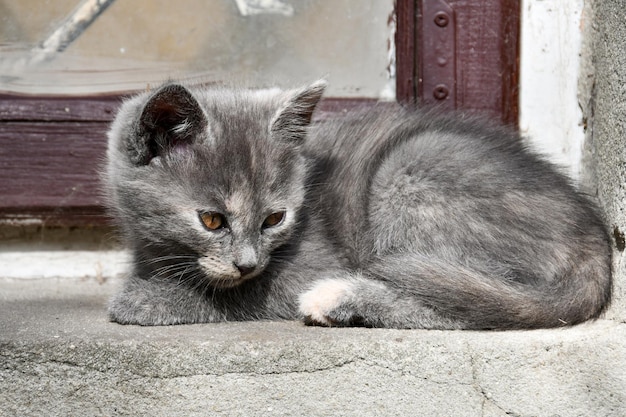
131;84;207;165
270;80;326;143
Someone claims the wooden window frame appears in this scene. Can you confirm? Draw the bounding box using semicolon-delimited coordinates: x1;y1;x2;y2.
0;0;520;226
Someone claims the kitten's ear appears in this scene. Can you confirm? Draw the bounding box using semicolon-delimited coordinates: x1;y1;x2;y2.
270;80;326;143
131;84;206;165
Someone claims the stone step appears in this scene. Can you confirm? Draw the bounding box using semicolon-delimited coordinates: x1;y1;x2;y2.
1;278;624;417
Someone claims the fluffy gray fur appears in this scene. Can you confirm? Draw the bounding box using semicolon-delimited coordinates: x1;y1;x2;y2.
104;81;612;329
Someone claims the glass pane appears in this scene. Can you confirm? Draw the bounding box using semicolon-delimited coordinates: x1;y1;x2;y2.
0;0;396;98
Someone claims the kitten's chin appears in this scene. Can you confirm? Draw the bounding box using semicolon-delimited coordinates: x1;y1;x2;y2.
207;278;244;289
207;272;260;289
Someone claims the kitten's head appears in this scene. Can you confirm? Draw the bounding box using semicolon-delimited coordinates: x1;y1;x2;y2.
105;81;326;288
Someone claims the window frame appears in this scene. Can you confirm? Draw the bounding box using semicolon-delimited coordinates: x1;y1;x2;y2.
0;0;520;226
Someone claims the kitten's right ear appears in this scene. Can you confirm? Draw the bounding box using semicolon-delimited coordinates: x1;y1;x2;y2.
129;84;207;166
270;80;326;144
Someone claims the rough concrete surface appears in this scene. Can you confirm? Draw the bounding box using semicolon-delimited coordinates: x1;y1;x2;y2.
589;0;626;322
1;278;625;417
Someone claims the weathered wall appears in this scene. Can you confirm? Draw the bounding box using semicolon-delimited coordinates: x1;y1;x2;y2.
520;0;586;181
583;0;626;321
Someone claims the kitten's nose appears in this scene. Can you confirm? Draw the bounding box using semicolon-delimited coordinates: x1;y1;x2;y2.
235;244;258;277
236;263;256;277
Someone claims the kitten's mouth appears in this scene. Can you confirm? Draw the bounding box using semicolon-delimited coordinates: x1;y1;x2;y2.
210;271;259;289
204;268;263;289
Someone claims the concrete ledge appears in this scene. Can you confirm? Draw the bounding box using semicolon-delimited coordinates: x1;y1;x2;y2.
1;278;625;416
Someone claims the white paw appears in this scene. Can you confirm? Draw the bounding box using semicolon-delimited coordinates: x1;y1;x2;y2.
298;278;354;326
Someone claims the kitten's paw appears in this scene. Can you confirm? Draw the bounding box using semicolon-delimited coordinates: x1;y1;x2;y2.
108;301;187;326
108;290;195;326
108;296;158;326
298;278;355;326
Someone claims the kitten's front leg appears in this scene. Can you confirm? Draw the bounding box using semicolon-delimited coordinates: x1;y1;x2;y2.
108;275;218;325
297;277;363;326
298;275;390;327
298;274;461;329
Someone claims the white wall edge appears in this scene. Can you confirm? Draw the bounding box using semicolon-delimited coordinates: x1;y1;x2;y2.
519;0;585;182
0;250;130;281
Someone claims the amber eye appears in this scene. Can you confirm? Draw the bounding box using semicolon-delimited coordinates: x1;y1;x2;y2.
262;211;285;229
199;212;226;231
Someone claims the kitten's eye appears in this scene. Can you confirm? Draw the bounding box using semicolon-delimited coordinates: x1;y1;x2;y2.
199;212;226;231
262;211;285;229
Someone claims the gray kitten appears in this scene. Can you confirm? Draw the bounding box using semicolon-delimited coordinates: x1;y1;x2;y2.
104;81;612;329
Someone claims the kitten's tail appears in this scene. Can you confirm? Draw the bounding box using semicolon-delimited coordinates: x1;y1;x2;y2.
367;250;612;329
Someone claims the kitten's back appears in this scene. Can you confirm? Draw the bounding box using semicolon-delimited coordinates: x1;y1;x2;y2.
304;105;612;328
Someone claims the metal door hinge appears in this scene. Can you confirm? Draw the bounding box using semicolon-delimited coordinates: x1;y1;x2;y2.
419;0;456;109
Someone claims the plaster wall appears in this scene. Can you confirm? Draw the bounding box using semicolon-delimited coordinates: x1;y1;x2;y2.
584;0;626;322
520;0;586;181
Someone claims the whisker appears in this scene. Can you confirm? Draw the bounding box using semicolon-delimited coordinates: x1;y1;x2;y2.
136;254;198;266
151;263;196;280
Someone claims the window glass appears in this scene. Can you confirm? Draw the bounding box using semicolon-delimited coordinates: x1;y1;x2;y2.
0;0;396;98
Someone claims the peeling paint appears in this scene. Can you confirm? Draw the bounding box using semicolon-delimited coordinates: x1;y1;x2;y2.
234;0;294;17
380;8;397;101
